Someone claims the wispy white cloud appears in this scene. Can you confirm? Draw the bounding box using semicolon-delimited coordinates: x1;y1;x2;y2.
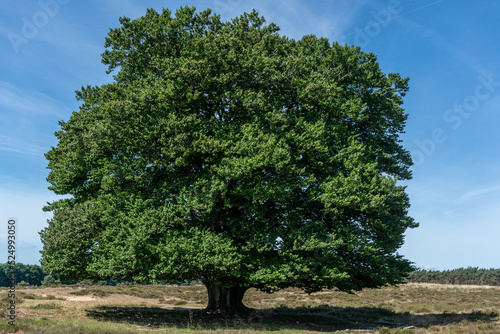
208;0;361;42
0;81;67;157
395;0;447;19
0;142;44;156
460;184;500;201
0;81;67;117
340;0;446;39
391;7;489;76
265;0;364;41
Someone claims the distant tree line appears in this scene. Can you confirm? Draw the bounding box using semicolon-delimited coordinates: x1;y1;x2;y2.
6;263;499;287
0;263;51;286
0;263;194;286
0;263;92;286
408;267;500;286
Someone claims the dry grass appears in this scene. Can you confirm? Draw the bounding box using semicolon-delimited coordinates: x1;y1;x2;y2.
1;283;499;333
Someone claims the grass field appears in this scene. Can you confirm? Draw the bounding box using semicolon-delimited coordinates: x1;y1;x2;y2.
1;283;500;333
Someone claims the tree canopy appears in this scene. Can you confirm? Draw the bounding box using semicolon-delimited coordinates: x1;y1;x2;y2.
40;6;417;314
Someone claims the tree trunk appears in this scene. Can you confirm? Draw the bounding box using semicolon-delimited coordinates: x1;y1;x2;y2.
204;282;252;316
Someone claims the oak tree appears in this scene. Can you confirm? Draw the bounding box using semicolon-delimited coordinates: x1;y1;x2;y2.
40;6;417;315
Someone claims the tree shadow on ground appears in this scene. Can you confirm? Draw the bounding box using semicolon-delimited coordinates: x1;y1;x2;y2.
85;305;498;332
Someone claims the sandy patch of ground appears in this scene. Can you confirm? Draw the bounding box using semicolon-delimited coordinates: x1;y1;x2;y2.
8;286;206;311
65;296;96;301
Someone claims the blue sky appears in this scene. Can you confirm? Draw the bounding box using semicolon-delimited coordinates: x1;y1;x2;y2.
1;0;499;270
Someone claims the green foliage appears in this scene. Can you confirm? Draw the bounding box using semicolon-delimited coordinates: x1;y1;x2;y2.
30;302;63;310
42;274;61;286
0;262;48;286
41;6;416;296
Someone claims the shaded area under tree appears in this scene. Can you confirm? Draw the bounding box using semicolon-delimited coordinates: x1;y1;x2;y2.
85;305;498;332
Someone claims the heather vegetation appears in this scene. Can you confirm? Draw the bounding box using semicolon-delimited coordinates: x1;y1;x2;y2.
2;283;500;333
